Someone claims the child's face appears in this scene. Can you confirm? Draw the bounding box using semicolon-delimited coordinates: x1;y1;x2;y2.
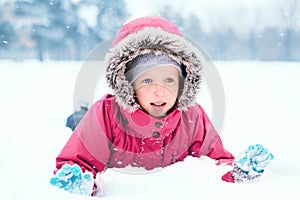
133;66;180;118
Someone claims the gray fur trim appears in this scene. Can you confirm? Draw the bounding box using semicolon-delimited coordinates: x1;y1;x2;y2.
232;163;262;183
104;27;207;112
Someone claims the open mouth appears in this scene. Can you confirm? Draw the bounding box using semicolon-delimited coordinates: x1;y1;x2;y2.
150;102;166;107
149;102;167;114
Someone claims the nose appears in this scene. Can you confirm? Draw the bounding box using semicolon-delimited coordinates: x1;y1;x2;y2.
153;85;165;97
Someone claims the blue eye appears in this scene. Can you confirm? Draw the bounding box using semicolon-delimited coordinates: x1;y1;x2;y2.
165;78;174;83
143;78;152;84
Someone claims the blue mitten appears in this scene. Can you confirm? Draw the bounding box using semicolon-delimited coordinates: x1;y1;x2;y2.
50;164;94;195
231;144;274;182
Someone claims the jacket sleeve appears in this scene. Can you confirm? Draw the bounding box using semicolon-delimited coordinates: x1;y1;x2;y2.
189;105;234;165
55;100;112;176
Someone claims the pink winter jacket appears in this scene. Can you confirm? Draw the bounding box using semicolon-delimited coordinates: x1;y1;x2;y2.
56;94;234;176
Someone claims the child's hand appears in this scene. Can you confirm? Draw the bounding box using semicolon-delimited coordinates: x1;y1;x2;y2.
222;144;274;183
50;164;94;195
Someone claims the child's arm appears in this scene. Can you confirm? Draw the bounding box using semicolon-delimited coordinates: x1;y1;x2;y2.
189;106;274;183
56;100;112;174
51;100;112;195
189;105;235;164
55;130;109;176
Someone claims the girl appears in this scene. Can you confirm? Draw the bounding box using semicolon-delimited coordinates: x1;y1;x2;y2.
50;16;273;196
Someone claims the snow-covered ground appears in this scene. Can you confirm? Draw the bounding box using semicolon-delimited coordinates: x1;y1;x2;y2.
1;60;299;200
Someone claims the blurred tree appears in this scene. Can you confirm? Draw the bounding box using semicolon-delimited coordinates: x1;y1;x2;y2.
1;0;300;61
256;27;282;61
159;6;210;58
0;6;15;52
248;30;258;60
279;0;299;60
94;0;128;41
0;21;16;49
15;0;128;61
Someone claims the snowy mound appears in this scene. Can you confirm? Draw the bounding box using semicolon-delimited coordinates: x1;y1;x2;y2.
1;61;300;200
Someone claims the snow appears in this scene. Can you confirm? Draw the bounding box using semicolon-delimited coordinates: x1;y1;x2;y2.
1;60;300;200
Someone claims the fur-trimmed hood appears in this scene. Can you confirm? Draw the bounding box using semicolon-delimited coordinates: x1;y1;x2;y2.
104;16;207;112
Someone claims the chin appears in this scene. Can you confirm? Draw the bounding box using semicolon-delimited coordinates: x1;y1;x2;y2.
148;111;167;118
